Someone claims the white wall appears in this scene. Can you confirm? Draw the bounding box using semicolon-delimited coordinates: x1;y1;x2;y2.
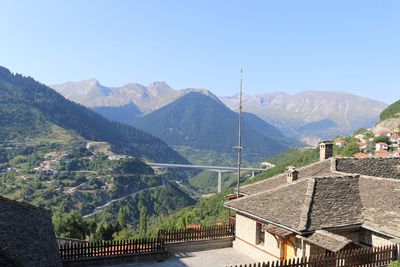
234;214;283;262
235;213;258;245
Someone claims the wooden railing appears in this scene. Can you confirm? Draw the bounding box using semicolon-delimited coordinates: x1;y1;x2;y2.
59;238;164;260
227;245;398;267
158;224;235;243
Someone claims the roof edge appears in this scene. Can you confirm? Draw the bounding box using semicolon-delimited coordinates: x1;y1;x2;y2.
362;224;400;239
0;195;51;215
239;158;332;194
298;178;316;231
223;204;302;235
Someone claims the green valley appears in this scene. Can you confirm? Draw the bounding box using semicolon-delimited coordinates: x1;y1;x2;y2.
0;66;198;241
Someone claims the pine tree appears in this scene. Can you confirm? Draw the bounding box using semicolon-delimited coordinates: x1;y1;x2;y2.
139;206;148;237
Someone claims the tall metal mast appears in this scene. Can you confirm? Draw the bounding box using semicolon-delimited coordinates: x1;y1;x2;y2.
236;69;243;198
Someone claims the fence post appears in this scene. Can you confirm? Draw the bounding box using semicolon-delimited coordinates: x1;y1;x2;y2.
397;243;400;261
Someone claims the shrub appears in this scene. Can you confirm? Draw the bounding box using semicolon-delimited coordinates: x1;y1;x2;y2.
389;261;400;267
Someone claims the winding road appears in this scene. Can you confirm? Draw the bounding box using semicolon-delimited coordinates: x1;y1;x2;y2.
83;184;164;218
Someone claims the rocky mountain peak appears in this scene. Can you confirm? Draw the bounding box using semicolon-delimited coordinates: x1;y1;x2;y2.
146;81;173;97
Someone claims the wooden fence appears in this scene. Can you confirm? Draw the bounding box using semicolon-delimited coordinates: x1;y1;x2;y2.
59;238;164;260
158;224;235;243
227;245;398;267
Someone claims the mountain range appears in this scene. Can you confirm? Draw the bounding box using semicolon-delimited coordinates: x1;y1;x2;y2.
51;80;301;162
50;80;387;145
220;91;387;144
51;79;220;115
0;67;187;164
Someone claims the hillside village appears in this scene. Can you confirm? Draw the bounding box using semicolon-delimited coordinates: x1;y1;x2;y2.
334;129;400;158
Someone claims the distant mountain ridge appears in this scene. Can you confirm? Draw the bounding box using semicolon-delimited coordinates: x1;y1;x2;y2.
134;92;301;163
51;80;387;146
0;66;188;164
220;91;387;145
51;80;221;115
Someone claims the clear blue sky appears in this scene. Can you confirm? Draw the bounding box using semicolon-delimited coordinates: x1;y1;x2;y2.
1;0;400;103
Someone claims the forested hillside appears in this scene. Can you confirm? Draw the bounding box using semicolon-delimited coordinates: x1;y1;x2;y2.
0;66;187;164
135;92;301;163
0;66;199;241
380;99;400;121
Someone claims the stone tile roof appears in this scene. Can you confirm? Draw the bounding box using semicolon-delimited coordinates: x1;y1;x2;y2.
0;250;21;267
359;176;400;238
228;179;311;231
307;176;364;230
227;157;400;238
225;175;364;233
239;159;334;195
335;157;400;179
297;230;353;252
0;196;62;267
225;174;400;238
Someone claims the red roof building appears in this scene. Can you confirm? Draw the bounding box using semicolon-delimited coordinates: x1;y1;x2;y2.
353;152;369;158
375;150;390;158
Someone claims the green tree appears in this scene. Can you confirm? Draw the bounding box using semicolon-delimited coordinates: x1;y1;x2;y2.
373;135;389;144
364;131;374;139
52;211;87;239
139;206;148;237
117;206;130;228
341;142;360;157
94;222;121;241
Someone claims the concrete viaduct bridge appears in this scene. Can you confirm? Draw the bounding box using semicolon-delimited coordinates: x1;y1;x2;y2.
147;162;274;193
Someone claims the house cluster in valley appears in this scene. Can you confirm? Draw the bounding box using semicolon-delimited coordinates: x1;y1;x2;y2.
224;141;400;262
335;129;400;158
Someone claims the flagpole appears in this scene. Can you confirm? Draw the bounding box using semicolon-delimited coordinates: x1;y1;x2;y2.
236;69;243;198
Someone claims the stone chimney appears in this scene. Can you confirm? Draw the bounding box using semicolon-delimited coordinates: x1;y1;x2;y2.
287;167;299;183
319;141;333;161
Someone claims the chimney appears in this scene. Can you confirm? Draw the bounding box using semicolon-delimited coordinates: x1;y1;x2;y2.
287;167;299;183
319;141;333;161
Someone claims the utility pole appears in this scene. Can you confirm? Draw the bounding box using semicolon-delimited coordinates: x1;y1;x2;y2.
236;69;243;198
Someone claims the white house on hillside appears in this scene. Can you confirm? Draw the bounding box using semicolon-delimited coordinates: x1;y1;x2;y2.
375;142;388;151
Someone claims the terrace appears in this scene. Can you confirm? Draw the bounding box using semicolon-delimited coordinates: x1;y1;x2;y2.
58;225;400;267
108;247;255;267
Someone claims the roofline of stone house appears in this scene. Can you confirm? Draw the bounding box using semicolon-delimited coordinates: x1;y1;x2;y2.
238;158;334;195
224;204;367;237
298;178;315;230
362;224;400;239
331;169;400;182
223;205;303;235
302;223;364;235
226;175;362;233
0;195;51;215
335;156;400;160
